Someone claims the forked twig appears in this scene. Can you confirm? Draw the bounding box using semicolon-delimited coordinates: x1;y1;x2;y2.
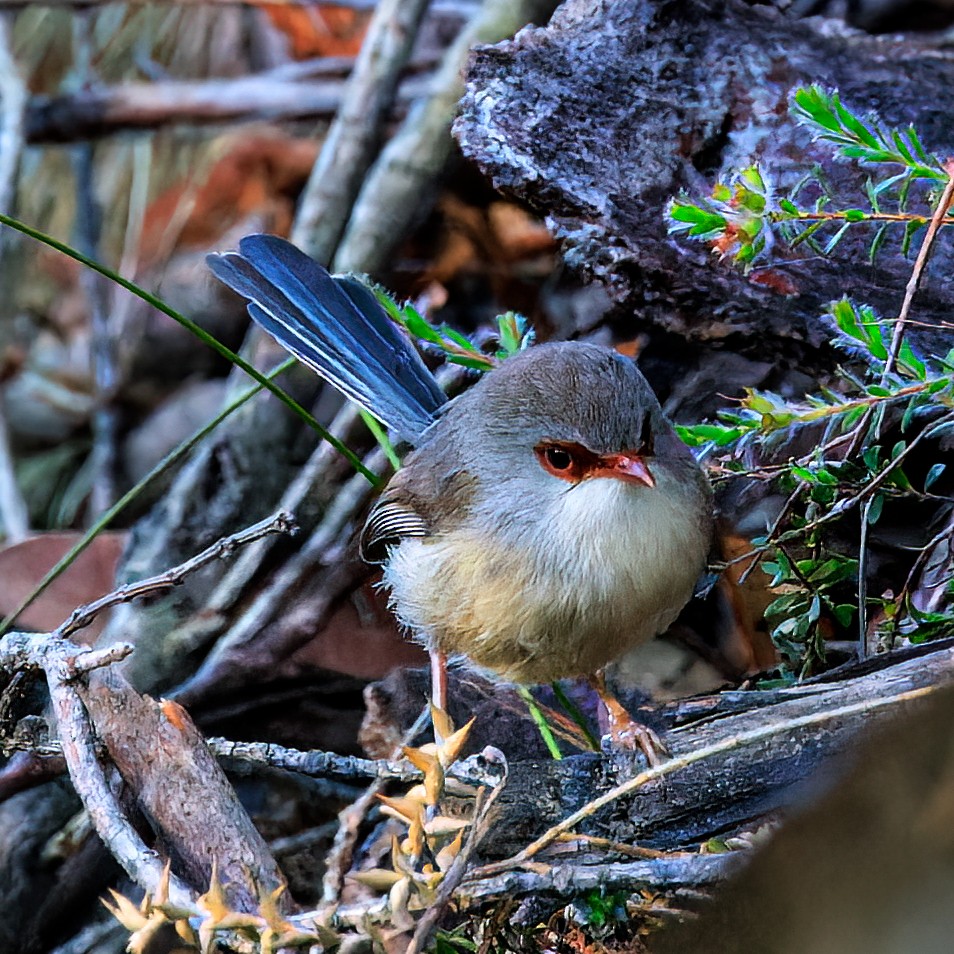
56;509;298;639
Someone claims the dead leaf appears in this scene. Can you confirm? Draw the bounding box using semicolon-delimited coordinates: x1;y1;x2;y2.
0;531;127;641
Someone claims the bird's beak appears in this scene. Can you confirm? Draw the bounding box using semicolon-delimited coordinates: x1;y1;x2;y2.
596;452;655;488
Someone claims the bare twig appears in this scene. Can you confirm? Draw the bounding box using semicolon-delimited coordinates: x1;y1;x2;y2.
882;159;954;383
56;509;298;639
208;736;419;783
293;0;433;262
457;855;731;912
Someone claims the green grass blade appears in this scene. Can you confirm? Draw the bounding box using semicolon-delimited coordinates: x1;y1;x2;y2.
0;213;378;485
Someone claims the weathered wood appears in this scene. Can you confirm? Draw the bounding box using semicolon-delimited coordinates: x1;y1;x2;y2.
475;645;954;857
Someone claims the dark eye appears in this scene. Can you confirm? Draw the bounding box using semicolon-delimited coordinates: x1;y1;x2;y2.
545;446;573;471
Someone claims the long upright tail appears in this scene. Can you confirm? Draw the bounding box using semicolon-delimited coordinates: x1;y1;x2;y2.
207;234;446;442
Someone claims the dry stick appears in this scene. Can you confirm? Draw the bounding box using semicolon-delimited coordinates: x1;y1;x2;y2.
208;736;420;783
56;509;298;639
455;856;733;912
883;160;954;383
25;73;430;144
469;683;942;880
46;663;195;906
68;12;118;518
292;0;432;262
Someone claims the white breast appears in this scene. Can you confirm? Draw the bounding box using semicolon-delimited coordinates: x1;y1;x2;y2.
383;472;708;685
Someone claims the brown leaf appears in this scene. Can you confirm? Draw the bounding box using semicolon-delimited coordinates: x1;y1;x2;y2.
0;531;126;641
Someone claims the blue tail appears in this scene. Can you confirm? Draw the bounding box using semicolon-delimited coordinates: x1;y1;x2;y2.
207;234;446;442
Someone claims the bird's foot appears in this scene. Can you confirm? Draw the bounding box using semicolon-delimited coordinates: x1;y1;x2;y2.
590;671;668;767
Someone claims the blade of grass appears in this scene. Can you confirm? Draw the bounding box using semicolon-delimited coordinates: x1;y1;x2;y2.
359;408;401;471
550;681;600;751
516;684;562;760
0;212;379;485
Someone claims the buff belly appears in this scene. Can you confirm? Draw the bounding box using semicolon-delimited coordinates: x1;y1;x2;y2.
382;476;708;685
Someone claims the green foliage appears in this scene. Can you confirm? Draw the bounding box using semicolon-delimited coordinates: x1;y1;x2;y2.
567;888;630;930
667;86;951;269
671;86;954;674
373;288;534;372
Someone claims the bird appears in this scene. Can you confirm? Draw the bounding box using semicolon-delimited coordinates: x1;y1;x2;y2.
208;234;713;761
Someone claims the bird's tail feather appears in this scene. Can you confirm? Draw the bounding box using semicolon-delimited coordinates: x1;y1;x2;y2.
207;234;446;441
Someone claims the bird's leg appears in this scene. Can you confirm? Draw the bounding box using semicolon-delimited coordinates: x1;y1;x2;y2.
589;670;668;767
429;647;449;716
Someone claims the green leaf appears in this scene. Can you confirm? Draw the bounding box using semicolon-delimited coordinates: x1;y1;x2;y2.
926;462;946;491
897;339;926;379
901;218;924;256
867;493;885;525
832;604;856;627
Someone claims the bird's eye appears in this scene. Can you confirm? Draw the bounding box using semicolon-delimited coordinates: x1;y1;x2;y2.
545;446;573;471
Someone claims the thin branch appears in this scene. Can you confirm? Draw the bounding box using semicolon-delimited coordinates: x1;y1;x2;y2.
26;73;429;143
207;737;419;783
882;159;954;383
55;510;298;639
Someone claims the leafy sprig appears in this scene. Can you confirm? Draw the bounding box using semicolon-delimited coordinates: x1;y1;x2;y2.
671;88;954;675
668;86;953;268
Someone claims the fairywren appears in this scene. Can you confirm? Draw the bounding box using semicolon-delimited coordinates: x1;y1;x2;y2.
209;235;712;755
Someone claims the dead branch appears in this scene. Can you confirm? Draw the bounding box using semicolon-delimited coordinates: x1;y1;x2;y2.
457;856;733;914
57;509;296;639
25;73;430;144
